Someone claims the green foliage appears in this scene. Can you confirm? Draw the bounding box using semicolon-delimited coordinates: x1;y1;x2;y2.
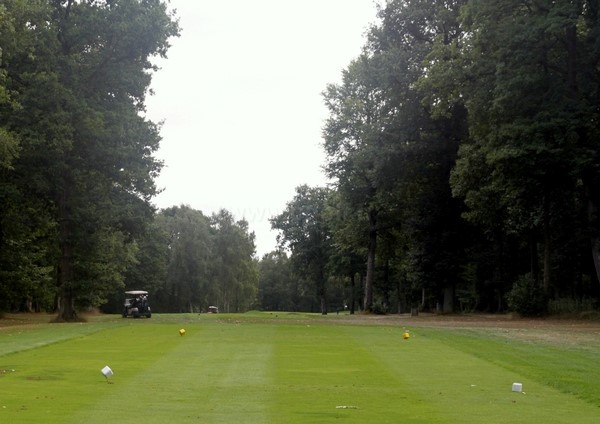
73;227;138;308
319;0;472;313
506;274;549;317
322;52;407;312
425;0;600;294
268;0;600;314
0;55;20;167
0;0;180;318
143;206;258;314
271;185;333;314
158;206;213;312
2;0;600;316
370;300;388;315
122;218;168;294
257;251;289;310
257;250;306;311
0;183;56;312
210;209;258;312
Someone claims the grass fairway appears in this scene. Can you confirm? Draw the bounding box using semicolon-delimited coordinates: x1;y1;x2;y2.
1;313;599;423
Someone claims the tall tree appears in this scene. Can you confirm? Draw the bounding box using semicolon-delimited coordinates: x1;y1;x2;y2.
210;209;258;313
158;206;212;312
1;0;179;320
322;54;402;312
323;0;467;312
0;0;58;312
324;191;368;314
271;185;333;314
257;250;297;312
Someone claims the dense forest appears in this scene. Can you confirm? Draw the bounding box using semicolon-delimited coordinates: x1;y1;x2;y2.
1;0;599;319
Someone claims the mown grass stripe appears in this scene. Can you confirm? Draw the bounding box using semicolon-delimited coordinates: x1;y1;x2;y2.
424;327;600;406
272;324;450;423
67;321;274;424
1;322;182;421
0;321;121;357
355;326;600;424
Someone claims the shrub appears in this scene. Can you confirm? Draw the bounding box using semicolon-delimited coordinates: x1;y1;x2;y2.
370;301;388;315
506;273;548;317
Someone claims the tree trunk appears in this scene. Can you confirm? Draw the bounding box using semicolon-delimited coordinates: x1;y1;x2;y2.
349;272;356;315
592;237;600;288
443;285;454;313
56;181;79;322
542;193;551;293
529;231;539;283
396;274;403;314
320;294;327;315
363;209;378;312
493;231;505;312
565;23;577;101
382;258;390;309
589;198;600;287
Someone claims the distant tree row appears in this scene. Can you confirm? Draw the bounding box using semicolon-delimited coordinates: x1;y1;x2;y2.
102;206;258;314
268;0;600;316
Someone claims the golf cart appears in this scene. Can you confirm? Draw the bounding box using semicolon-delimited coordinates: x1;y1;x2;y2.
123;290;151;318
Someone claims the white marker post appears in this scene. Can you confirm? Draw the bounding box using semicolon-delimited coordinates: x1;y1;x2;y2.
101;365;114;383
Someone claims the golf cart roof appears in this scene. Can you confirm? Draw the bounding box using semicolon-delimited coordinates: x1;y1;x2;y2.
125;290;148;295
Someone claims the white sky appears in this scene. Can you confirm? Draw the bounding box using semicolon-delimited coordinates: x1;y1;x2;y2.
145;0;378;257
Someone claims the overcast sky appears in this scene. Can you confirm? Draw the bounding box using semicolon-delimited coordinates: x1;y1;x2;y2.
145;0;379;257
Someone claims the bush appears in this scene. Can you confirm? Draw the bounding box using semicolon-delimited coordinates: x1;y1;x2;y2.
506;274;548;317
370;301;388;315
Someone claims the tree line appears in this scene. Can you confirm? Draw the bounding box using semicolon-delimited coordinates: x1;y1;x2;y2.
2;1;600;319
269;0;600;316
102;206;258;314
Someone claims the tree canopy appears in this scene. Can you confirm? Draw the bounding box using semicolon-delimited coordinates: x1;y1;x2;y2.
272;0;600;316
2;0;599;318
0;0;179;319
